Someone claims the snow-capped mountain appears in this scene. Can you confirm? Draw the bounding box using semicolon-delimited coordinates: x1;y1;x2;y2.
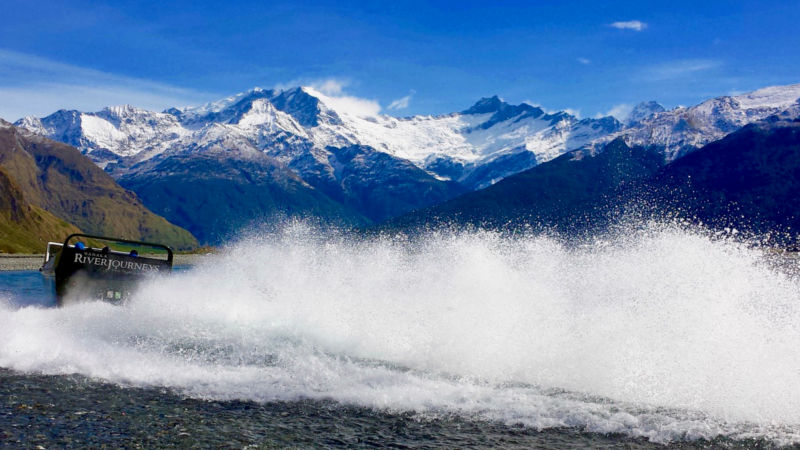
17;106;191;167
13;81;800;242
278;89;622;189
16;87;622;190
613;84;800;160
17;83;800;184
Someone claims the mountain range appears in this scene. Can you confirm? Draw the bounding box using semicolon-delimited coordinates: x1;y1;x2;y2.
8;82;800;246
391;117;800;244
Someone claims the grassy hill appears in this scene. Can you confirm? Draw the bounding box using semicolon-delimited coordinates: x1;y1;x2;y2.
0;120;198;251
0;166;82;253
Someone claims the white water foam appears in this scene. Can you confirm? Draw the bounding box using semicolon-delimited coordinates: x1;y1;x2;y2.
2;222;800;444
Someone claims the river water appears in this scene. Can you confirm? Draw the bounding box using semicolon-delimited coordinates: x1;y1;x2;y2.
2;222;799;448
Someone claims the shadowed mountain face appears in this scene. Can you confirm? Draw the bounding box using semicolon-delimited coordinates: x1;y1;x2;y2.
387;138;664;233
290;145;466;223
118;152;369;244
117;143;464;242
388;118;800;242
639;118;800;236
0;120;197;250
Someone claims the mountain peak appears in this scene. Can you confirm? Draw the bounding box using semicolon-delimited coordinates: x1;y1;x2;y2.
270;86;335;127
464;96;547;130
171;88;273;120
462;95;506;115
627;101;665;125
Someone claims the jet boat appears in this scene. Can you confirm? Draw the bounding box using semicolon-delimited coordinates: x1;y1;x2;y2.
40;233;173;305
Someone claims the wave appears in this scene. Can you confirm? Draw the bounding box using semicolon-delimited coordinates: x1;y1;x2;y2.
2;221;800;444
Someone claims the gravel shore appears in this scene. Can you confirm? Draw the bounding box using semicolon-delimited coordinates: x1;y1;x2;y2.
0;255;42;271
0;369;670;449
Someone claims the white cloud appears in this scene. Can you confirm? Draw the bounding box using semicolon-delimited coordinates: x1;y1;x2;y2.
303;85;381;118
596;103;634;121
274;77;351;95
274;76;382;118
577;57;591;65
0;49;213;121
610;20;647;31
641;59;722;81
388;90;415;110
522;100;580;118
309;78;348;96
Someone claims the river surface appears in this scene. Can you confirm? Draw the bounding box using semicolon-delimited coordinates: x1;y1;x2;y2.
2;223;799;448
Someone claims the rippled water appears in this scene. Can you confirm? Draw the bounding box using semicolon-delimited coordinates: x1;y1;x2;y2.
2;222;799;447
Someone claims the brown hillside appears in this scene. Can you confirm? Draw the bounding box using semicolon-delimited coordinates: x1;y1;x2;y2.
0;166;81;253
0;120;197;250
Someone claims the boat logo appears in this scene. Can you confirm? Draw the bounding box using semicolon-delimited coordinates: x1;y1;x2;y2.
73;253;162;272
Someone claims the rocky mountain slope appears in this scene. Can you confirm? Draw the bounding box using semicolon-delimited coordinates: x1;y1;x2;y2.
0;120;197;250
387;138;664;233
610;84;800;161
117;149;369;243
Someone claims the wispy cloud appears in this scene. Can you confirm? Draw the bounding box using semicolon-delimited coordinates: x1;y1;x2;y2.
577;57;591;65
300;78;381;118
0;49;214;120
309;78;348;96
610;20;647;31
596;103;634;121
388;90;415;111
523;100;581;118
273;77;352;95
641;58;723;81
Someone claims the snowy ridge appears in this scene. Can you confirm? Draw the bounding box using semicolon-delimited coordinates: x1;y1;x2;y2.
306;89;616;166
177;87;270;117
15;82;800;188
15;86;622;189
614;83;800;161
734;84;800;109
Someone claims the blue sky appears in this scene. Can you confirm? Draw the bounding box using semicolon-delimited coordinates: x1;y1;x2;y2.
1;0;798;121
